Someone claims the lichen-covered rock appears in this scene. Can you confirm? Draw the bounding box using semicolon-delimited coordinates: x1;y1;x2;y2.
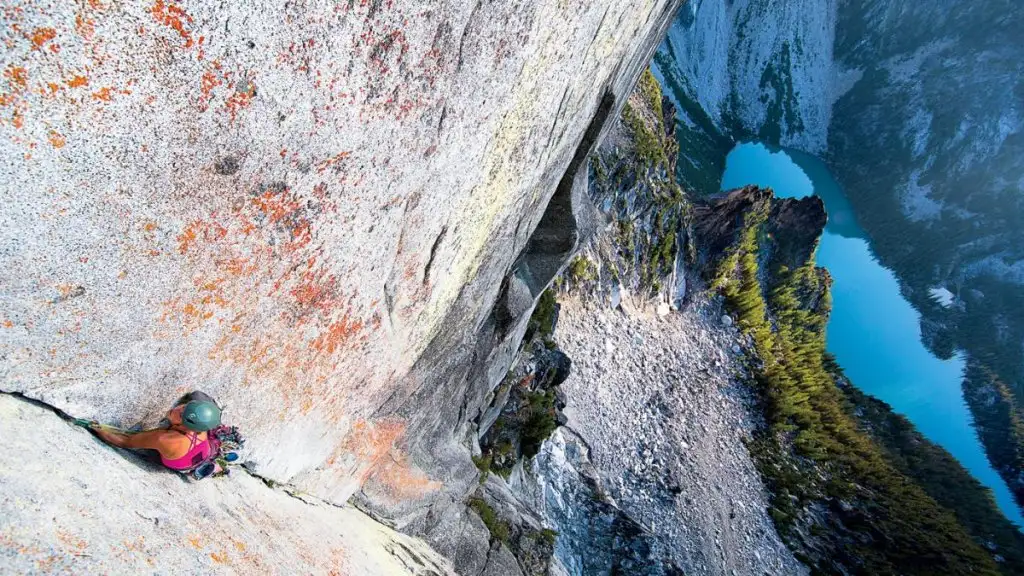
0;395;453;575
0;0;683;519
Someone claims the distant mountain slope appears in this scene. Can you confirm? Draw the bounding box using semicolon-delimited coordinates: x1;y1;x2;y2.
653;0;1024;510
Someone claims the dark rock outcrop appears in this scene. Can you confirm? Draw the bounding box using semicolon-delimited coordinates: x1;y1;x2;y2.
767;195;827;272
692;185;826;277
692;186;773;268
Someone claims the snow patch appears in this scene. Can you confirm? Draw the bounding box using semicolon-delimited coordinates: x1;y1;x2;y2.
905;107;934;159
881;39;955;81
929;287;955;308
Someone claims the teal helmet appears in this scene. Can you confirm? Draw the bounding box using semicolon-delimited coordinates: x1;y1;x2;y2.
181;400;221;432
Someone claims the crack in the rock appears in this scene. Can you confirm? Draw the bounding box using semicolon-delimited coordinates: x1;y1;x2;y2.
0;391;338;510
423;225;448;285
456;0;484;73
580;5;612;68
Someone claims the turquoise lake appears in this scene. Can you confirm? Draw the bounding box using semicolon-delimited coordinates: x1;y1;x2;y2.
721;142;1024;528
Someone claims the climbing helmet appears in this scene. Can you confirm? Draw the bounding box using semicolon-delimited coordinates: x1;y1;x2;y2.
181;400;222;432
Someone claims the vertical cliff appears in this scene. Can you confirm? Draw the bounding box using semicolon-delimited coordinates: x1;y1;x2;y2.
0;0;685;570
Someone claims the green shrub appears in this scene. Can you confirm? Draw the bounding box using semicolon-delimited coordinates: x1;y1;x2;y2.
521;391;557;458
468;498;510;544
529;289;558;341
537;528;557;547
568;256;598;283
711;209;1007;574
472;454;492;483
622;103;668;169
491;441;516;479
638;68;664;120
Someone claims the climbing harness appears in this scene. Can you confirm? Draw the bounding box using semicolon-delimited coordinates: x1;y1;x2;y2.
188;424;246;481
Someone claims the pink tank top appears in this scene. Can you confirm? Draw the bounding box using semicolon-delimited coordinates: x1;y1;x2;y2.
161;431;212;471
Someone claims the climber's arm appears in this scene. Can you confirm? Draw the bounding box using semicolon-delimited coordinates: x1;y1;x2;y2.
92;427;174;452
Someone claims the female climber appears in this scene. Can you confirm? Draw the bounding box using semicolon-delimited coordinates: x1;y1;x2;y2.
78;392;223;477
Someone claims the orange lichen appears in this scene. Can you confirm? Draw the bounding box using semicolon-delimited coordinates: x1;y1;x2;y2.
316;151;352;174
198;279;224;292
4;66;27;89
91;87;113;101
285;219;311;250
368;451;441;501
218;257;256;276
311;317;365;355
327;547;349;575
224;82;255;121
66;75;88;88
47;131;65;148
150;0;194;48
75;14;95;40
331;419;440;502
177;224;198;253
2;65;31;130
176;220;227;255
290;269;341;320
126;537;145;551
252;191;297;223
2;320;13;328
402;261;418;281
199;67;222;109
143;221;158;232
332;419;403;467
30;28;57;50
157;187;386;434
183;302;214;320
55;530;87;551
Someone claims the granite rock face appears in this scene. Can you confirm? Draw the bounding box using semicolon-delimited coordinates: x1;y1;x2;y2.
0;394;454;575
0;0;682;514
0;0;689;570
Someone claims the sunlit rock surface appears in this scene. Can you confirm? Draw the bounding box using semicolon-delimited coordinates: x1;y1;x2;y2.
0;0;682;513
0;395;453;575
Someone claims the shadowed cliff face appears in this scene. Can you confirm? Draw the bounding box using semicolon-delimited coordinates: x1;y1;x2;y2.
0;0;683;522
693;185;827;288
